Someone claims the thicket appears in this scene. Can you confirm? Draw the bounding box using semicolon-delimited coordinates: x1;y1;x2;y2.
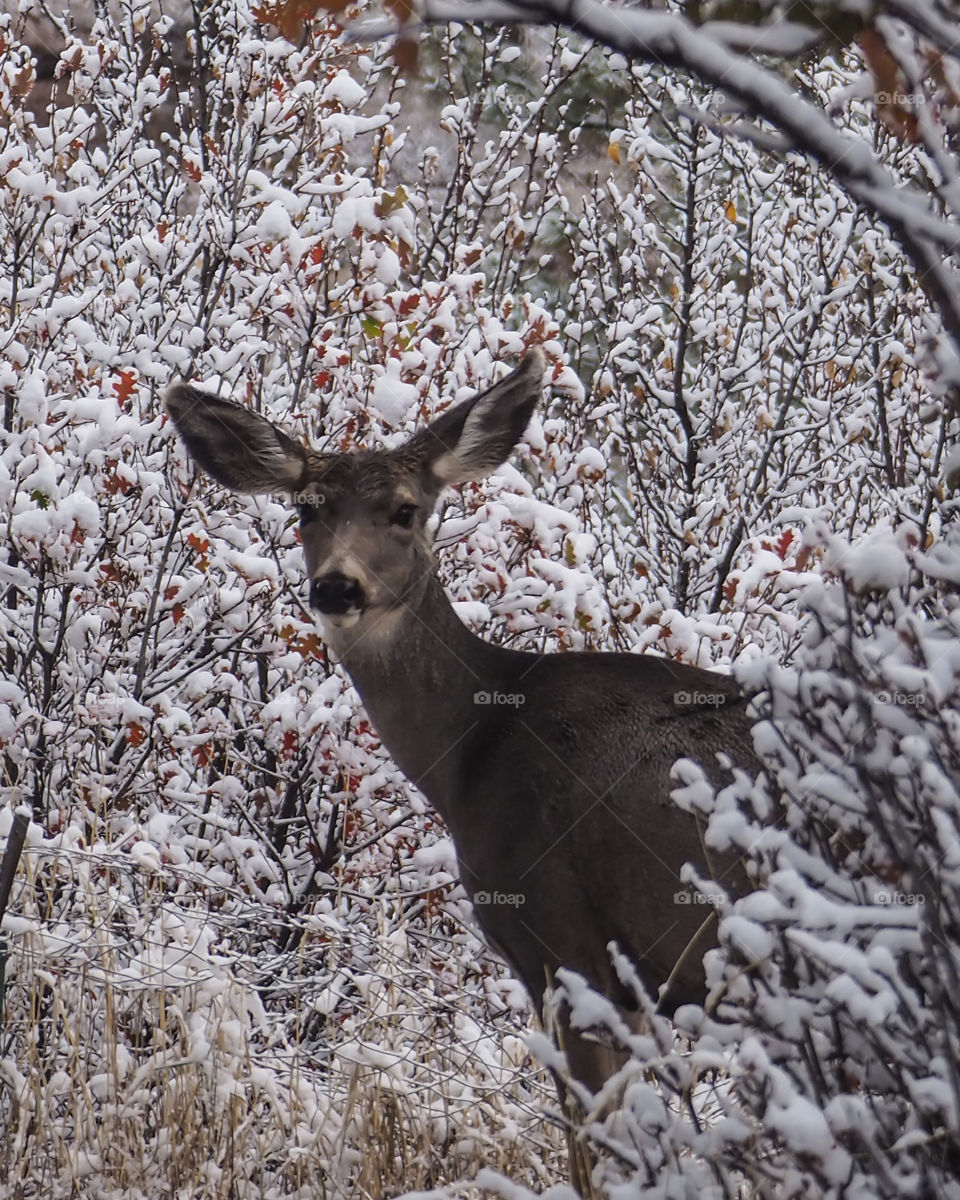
0;2;954;1196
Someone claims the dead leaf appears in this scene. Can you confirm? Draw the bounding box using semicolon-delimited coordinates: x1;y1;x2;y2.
391;35;418;73
112;370;138;405
858;26;920;141
253;0;345;37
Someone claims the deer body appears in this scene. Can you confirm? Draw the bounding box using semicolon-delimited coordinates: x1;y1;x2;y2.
334;572;745;1027
165;350;752;1100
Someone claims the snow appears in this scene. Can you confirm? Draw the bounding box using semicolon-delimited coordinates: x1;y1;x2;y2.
322;69;367;108
840;531;911;592
129;840;163;872
331;193;379;239
451;599;491;626
3;5;960;1196
375;246;401;285
254;199;296;242
722;915;774;962
370;360;419;425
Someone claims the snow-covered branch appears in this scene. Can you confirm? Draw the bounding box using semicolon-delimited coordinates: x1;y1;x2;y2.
415;0;960;367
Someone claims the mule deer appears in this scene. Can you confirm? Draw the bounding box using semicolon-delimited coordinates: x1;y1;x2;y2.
165;350;752;1126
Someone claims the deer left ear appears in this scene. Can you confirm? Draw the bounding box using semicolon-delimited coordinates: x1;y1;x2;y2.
166;384;308;494
410;350;545;489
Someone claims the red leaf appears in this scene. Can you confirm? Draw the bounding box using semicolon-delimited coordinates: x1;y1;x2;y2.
775;529;795;560
112;370;137;405
391;36;418;73
193;741;214;767
126;722;146;747
253;0;348;36
187;532;210;571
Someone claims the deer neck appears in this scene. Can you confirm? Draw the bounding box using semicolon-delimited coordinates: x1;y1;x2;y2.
327;575;509;811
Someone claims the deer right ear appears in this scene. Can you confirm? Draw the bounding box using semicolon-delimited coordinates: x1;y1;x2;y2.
411;349;545;489
165;384;308;494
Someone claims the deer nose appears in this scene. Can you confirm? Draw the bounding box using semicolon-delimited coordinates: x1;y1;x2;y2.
310;573;365;614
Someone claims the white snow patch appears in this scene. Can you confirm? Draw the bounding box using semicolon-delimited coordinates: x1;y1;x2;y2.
254;201;295;243
322;70;366;108
375;246;401;285
842;532;911;592
370;361;418;425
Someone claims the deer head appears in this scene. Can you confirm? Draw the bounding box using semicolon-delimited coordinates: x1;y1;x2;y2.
165;350;545;648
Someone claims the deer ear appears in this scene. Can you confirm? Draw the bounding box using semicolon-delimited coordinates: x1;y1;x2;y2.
411;349;545;489
165;384;308;494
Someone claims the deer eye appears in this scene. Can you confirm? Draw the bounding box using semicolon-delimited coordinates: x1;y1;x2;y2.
390;503;417;529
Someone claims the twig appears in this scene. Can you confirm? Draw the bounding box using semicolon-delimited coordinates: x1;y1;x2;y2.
0;809;30;927
0;809;30;1029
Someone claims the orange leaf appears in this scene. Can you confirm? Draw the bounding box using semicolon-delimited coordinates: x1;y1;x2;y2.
253;0;347;35
10;61;35;99
384;0;414;20
775;529;795;560
859;27;899;100
112;370;137;404
795;545;813;571
858;26;920;141
103;466;134;496
391;35;418;73
193;741;214;767
186;532;210;571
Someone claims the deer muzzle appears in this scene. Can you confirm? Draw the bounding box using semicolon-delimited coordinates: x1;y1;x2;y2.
309;573;365;615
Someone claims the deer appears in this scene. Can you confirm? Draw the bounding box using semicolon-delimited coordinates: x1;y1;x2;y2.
165;349;754;1188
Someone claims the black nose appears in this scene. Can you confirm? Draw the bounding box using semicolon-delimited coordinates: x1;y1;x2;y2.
310;573;365;615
